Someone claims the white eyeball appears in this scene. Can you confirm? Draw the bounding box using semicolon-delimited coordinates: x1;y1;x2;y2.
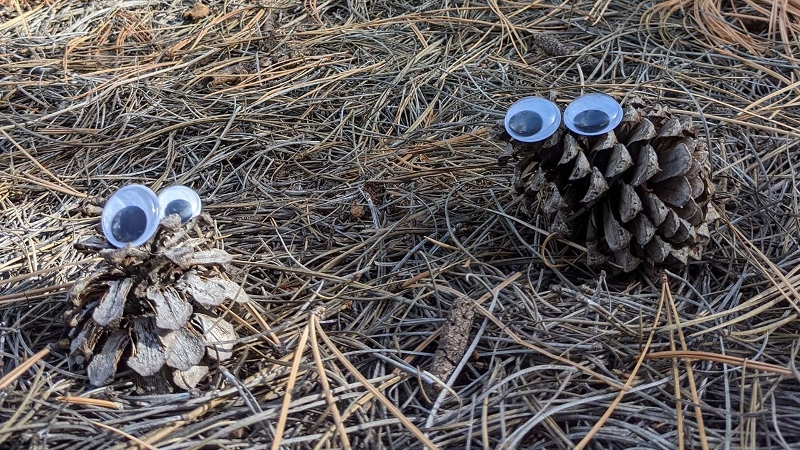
504;97;561;143
563;93;623;136
101;185;160;248
158;185;201;223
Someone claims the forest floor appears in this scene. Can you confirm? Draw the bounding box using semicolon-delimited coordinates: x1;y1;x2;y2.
2;0;800;448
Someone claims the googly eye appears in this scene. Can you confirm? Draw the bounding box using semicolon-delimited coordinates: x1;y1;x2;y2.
158;185;202;223
101;185;160;248
504;97;561;143
563;93;623;136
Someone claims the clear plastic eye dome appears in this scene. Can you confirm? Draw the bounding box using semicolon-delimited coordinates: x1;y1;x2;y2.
158;185;202;223
563;93;623;136
101;184;160;248
504;97;561;143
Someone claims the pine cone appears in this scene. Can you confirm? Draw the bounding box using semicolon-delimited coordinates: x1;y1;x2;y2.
65;213;250;391
498;95;716;272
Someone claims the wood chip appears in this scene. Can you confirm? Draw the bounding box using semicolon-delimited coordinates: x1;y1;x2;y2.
87;330;128;386
604;144;633;178
654;176;692;207
569;152;592;180
650;142;692;183
618;184;642;223
192;313;236;361
580;167;609;204
163;328;205;370
92;278;133;327
127;318;166;377
603;202;631;252
630;144;659;186
641;192;669;225
173;365;209;390
147;285;193;330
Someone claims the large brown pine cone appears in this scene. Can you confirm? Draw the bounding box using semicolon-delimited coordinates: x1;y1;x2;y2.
65;214;250;391
499;96;716;272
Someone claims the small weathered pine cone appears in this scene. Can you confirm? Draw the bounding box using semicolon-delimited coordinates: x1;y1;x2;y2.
65;214;250;391
499;96;716;272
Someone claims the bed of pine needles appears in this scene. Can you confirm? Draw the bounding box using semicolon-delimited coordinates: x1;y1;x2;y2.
2;0;800;448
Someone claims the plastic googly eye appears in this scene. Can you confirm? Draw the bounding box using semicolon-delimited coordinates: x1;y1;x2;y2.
101;184;160;248
504;97;561;143
563;93;623;136
158;185;202;223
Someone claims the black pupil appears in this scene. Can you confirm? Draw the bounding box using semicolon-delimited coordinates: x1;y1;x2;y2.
508;110;543;137
111;205;147;243
573;109;610;133
165;199;193;222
